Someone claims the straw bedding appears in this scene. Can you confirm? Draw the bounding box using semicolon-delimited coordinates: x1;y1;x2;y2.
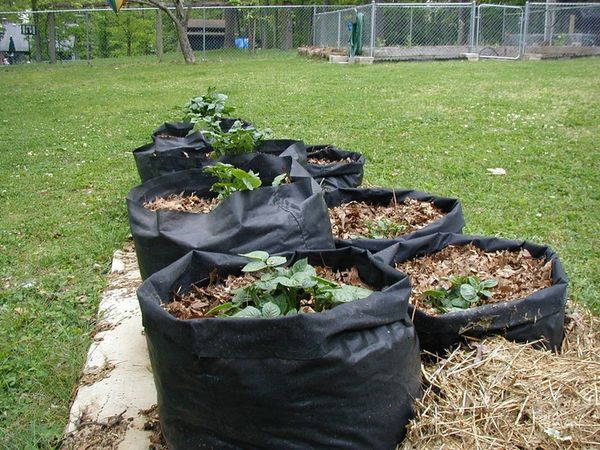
400;304;600;449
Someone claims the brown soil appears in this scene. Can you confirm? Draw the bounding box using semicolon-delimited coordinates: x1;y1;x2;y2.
307;156;355;165
165;266;368;320
144;193;219;214
329;198;445;240
395;244;553;315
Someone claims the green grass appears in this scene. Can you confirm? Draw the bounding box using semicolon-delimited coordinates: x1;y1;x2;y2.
0;51;598;448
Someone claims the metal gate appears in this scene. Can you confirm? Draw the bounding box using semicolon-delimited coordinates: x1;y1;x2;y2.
476;4;525;59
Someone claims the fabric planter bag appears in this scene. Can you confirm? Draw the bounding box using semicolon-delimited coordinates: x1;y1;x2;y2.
137;246;421;450
255;139;307;162
134;122;212;182
374;233;568;354
127;154;335;279
324;187;465;253
304;144;365;190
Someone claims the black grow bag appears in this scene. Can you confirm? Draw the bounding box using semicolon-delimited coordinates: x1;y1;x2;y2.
324;187;465;252
137;247;421;450
374;233;568;354
304;144;365;190
127;154;335;279
255;139;307;162
134;122;212;182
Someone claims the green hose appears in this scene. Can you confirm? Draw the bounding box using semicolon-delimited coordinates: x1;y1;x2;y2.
349;12;364;57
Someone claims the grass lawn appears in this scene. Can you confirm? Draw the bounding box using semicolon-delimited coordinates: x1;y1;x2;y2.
0;51;598;448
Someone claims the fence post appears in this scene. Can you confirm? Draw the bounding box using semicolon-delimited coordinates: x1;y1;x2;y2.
370;0;376;57
47;11;56;63
522;2;530;56
156;9;163;60
312;6;317;46
469;1;477;52
85;11;91;64
337;11;341;49
202;7;206;58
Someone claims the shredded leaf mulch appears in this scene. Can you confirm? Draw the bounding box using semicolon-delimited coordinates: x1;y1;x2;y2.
400;305;600;450
139;405;168;450
329;198;445;240
307;156;355;165
395;244;552;314
143;192;219;214
61;410;131;450
165;266;367;320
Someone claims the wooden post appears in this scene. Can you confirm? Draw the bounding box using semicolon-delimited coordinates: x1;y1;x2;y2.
47;11;56;64
569;14;576;34
156;9;163;60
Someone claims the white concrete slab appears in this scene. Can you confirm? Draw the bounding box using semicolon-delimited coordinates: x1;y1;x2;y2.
64;245;156;449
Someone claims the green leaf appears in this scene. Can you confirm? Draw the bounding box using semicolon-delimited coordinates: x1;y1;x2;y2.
261;302;281;318
272;173;288;187
285;309;298;316
266;256;287;267
424;289;446;299
241;260;268;272
291;258;309;274
204;302;235;317
331;285;372;303
481;279;498;289
239;251;269;261
460;284;478;301
234;306;262;318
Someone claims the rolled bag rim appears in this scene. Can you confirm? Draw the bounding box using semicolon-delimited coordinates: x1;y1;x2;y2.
373;232;568;349
324;187;465;250
137;247;414;360
304;145;365;176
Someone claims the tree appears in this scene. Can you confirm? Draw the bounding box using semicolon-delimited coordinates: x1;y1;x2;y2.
133;0;195;63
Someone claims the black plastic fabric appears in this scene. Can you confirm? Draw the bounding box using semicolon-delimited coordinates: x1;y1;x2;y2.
219;117;253;133
127;155;335;279
324;188;465;252
374;233;568;354
137;247;421;450
305;145;365;190
255;139;307;162
134;122;213;182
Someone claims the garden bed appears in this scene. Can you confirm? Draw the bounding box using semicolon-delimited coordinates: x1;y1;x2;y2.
329;198;445;240
395;243;553;315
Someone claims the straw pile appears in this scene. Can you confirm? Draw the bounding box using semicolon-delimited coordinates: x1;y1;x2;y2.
400;305;600;449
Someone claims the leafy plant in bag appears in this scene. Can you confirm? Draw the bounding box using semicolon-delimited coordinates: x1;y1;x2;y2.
205;252;372;318
182;87;235;131
424;275;498;313
202;163;262;200
209;121;272;157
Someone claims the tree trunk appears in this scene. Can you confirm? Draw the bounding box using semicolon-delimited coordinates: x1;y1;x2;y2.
224;8;238;48
175;21;195;63
31;0;42;62
280;9;292;50
47;12;56;64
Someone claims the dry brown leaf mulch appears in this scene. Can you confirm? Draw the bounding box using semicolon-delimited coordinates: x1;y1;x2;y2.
144;193;219;214
329;199;445;240
139;405;168;450
61;410;131;450
395;244;553;314
400;305;600;450
307;156;355;165
165;266;367;320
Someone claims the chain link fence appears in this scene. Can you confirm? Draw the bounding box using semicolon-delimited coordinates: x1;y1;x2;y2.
0;5;320;64
1;3;600;64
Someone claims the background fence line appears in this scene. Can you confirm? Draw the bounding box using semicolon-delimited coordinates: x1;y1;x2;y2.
0;2;599;64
